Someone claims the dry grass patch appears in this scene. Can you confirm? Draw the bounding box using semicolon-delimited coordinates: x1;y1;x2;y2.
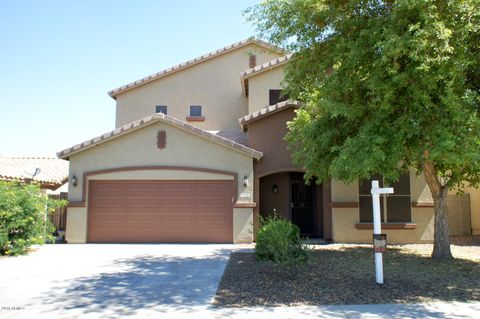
215;241;480;307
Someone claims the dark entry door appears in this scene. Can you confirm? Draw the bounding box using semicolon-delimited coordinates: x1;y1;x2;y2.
290;178;316;236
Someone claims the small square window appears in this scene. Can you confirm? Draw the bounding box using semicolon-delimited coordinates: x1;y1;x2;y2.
190;105;202;117
155;105;167;115
269;89;289;105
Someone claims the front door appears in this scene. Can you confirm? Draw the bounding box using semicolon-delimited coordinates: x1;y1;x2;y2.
290;174;316;236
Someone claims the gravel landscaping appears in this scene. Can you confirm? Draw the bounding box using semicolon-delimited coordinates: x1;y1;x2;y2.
214;238;480;307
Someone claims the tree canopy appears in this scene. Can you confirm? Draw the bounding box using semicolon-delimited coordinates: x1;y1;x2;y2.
247;0;480;259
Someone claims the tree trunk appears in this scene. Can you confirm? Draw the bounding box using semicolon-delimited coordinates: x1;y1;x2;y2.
422;161;453;260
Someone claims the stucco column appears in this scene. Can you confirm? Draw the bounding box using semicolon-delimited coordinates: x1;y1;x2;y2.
253;175;260;240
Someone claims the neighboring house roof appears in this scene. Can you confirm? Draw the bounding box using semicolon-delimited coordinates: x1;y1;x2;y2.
0;156;69;189
58;113;263;160
108;37;285;99
241;54;292;96
239;100;301;131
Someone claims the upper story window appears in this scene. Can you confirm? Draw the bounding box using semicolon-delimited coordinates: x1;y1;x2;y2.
269;89;289;105
359;173;411;223
186;105;205;122
190;105;202;117
155;105;167;115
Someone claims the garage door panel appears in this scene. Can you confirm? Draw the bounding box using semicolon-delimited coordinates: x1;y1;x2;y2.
92;190;128;198
88;179;233;243
162;214;194;223
162;182;194;192
125;207;159;214
162;198;195;208
162;191;194;200
126;217;156;224
127;183;159;192
93;199;128;208
91;208;128;216
196;198;229;208
94;182;126;192
195;215;228;224
93;215;128;224
126;191;160;199
196;182;227;192
127;199;159;208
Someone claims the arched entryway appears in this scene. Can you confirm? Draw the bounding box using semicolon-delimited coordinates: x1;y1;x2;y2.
258;171;325;238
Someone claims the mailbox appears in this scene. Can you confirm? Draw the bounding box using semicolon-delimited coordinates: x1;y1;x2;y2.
373;234;387;253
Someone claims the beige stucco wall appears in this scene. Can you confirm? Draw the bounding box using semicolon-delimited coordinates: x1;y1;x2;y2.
89;170;234;181
66;120;254;244
331;172;435;243
65;207;87;244
115;44;282;130
233;208;254;243
332;208;434;243
247;65;285;113
459;186;480;235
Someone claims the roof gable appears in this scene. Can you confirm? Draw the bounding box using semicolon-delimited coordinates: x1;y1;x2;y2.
241;54;292;96
58;113;263;160
108;38;285;99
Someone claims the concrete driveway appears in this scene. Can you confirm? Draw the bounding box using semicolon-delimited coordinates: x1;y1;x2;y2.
0;244;233;318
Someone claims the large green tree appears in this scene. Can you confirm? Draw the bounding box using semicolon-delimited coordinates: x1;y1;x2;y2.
247;0;480;259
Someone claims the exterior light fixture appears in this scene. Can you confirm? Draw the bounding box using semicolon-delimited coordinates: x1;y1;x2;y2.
243;175;249;187
71;175;78;187
272;184;278;193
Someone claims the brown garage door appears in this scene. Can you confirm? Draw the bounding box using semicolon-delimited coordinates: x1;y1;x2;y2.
87;180;233;243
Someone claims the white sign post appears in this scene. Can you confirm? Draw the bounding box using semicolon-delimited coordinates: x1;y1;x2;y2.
371;180;394;284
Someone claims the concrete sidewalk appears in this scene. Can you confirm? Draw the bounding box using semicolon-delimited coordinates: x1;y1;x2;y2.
119;301;480;318
3;301;478;318
213;302;480;318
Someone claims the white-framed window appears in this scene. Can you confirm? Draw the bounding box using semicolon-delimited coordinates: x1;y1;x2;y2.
359;173;411;223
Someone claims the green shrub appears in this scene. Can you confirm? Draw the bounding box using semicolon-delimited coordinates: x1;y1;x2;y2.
0;181;67;255
255;214;310;267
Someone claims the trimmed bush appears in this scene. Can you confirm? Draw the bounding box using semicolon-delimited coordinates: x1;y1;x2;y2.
255;214;310;267
0;181;67;255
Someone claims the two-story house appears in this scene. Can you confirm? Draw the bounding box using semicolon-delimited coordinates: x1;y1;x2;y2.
58;38;479;244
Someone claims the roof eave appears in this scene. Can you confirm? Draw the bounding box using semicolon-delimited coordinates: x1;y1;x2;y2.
239;100;302;130
240;54;292;81
108;38;285;99
57;113;263;160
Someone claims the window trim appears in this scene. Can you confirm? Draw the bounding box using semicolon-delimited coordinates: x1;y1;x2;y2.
186;116;205;122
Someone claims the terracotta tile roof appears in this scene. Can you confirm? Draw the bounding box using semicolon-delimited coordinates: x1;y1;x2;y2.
57;113;263;160
239;100;302;131
0;156;69;188
240;53;292;79
108;38;285;99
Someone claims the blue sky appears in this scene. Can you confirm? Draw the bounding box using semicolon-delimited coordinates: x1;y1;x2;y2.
0;0;261;156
